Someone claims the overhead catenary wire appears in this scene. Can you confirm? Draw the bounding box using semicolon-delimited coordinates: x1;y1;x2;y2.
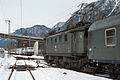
45;1;85;27
46;13;71;26
20;0;22;28
45;0;90;28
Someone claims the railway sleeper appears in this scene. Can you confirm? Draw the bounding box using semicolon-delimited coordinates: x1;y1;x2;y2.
9;65;36;71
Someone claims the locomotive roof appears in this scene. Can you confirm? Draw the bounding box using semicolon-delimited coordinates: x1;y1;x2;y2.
46;26;87;38
88;14;120;32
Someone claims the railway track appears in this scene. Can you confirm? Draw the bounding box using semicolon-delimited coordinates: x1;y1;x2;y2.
8;60;36;80
7;55;111;80
8;60;18;80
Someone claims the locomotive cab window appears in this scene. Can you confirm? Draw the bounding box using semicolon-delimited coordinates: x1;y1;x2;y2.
51;38;53;44
59;35;62;42
47;39;49;44
55;37;57;43
73;32;76;42
105;28;116;46
64;34;67;41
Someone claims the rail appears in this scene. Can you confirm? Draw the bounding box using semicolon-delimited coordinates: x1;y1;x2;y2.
8;55;44;80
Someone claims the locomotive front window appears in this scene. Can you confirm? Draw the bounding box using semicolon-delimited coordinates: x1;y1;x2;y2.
105;28;116;46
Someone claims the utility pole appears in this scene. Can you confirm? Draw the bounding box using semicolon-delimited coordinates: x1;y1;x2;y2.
5;20;11;54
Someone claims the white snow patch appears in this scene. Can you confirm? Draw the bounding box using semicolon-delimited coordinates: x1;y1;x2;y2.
13;55;44;60
0;54;15;80
10;70;33;80
32;68;111;80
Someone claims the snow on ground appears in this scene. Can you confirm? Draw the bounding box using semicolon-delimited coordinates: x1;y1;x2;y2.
11;71;33;80
0;54;112;80
0;54;16;80
13;55;44;60
32;68;111;80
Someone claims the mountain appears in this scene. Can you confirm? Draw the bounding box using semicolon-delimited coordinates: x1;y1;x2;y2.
13;25;51;37
0;38;16;48
61;0;120;30
1;0;120;48
52;22;65;31
0;25;51;48
0;38;8;48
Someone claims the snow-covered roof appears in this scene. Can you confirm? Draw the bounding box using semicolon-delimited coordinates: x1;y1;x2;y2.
88;14;120;32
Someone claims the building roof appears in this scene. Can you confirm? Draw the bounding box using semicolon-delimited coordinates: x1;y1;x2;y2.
88;14;120;32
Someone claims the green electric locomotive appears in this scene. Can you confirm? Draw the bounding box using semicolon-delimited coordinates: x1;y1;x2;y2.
44;14;120;79
44;23;90;69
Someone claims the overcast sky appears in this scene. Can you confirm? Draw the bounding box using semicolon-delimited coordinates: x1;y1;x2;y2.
0;0;97;33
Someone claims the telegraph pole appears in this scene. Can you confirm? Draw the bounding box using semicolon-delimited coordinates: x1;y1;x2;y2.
5;20;11;54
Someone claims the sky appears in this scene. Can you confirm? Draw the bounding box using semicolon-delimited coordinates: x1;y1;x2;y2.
0;0;97;33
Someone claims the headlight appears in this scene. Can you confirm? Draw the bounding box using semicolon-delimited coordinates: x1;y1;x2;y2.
89;48;92;51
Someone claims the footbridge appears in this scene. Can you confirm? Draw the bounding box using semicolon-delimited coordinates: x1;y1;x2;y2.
0;33;43;42
0;33;44;55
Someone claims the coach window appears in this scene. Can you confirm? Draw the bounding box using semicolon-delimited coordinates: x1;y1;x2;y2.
105;28;116;46
64;34;67;41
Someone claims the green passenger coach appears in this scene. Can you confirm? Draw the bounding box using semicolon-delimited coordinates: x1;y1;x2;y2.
88;14;120;64
88;14;120;78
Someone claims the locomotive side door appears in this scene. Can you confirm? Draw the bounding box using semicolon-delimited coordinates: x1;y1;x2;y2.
71;31;85;56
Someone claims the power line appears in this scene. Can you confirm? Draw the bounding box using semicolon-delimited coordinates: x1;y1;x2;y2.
45;0;85;27
45;6;78;27
46;13;70;26
20;0;22;27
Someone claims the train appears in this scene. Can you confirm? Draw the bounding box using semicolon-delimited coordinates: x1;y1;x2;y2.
22;47;34;55
10;47;34;55
43;14;120;79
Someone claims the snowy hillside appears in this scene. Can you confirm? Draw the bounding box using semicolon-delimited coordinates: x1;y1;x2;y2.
0;25;51;48
13;25;51;38
52;22;65;31
61;0;120;29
